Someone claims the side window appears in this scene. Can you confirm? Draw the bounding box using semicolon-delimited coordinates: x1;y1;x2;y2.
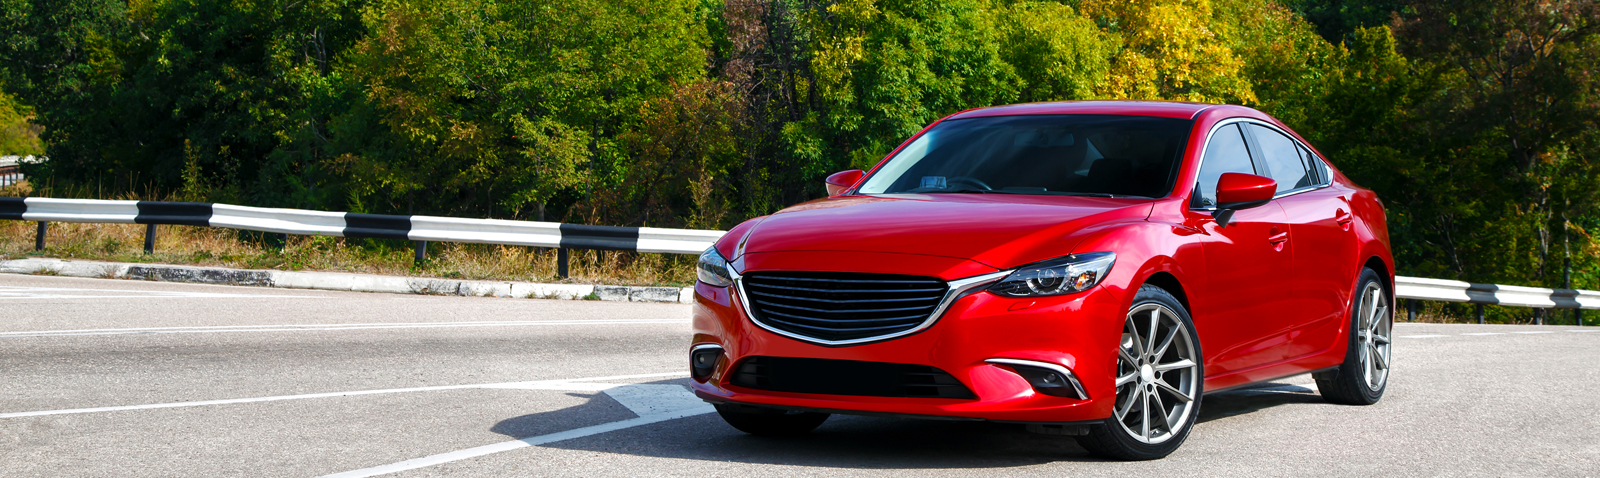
1300;145;1332;186
1247;124;1311;193
1194;123;1255;208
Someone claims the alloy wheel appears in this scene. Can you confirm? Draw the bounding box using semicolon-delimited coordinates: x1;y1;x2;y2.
1114;303;1201;444
1356;283;1392;390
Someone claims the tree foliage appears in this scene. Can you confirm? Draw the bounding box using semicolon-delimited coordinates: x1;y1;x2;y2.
3;0;1599;296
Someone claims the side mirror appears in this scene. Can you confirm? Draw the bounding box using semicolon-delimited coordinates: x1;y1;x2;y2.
825;170;864;196
1212;172;1276;227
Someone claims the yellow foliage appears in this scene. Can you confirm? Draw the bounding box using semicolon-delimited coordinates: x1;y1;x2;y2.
1082;0;1257;104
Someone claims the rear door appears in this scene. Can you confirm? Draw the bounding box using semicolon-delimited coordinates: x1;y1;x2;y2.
1243;123;1358;361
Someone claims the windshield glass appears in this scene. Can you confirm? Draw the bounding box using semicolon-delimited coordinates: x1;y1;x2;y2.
856;115;1194;198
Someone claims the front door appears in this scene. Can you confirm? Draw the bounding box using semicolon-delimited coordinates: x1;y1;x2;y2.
1188;122;1298;377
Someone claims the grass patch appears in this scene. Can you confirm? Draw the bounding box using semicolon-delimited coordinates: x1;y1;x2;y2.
1399;299;1590;326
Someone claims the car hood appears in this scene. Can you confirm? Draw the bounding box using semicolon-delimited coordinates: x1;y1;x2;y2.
738;194;1154;270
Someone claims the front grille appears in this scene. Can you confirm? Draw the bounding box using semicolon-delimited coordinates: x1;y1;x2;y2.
741;271;949;343
731;356;975;399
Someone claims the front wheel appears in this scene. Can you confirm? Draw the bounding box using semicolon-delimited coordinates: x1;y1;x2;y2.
1076;285;1204;460
1315;268;1392;405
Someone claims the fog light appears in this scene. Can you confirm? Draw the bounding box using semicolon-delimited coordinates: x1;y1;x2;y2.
690;345;724;381
986;358;1088;399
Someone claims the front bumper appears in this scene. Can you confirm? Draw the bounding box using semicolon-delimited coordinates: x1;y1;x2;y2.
689;253;1126;424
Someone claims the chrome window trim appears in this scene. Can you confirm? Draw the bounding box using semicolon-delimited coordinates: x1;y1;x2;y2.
985;358;1090;400
730;266;1012;347
1189;117;1331;211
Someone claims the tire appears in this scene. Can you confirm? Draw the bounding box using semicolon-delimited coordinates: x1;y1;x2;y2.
1315;268;1392;405
714;404;830;436
1076;285;1204;461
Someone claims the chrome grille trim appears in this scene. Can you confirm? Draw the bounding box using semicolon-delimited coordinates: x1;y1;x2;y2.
731;268;1012;346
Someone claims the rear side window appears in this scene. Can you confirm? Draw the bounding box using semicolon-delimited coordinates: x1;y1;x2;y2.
1193;123;1255;208
1247;124;1311;193
1299;144;1332;186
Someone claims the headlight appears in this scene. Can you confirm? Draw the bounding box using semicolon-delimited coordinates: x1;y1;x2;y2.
988;252;1116;297
697;247;735;287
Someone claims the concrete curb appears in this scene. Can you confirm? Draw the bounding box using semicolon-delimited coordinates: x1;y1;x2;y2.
0;258;694;304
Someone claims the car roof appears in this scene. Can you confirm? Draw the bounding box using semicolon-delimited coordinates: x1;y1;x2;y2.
948;100;1219;120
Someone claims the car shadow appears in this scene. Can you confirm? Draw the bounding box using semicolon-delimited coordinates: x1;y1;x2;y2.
1197;381;1327;424
489;378;1325;469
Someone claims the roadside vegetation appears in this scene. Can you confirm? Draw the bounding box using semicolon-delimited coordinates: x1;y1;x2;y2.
2;0;1598;318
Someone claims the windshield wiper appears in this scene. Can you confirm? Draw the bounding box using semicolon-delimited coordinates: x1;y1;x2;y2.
902;187;1021;194
940;188;1022;194
1048;192;1151;198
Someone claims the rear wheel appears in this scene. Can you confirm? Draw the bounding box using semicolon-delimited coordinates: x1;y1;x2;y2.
714;404;829;436
1315;268;1391;405
1076;285;1203;460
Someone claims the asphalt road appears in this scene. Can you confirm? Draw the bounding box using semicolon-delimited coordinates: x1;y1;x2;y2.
2;274;1596;477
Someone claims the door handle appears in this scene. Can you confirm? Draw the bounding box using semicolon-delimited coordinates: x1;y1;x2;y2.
1268;229;1289;251
1335;209;1353;231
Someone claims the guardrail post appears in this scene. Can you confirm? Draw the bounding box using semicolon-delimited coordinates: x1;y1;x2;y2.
1407;299;1418;322
35;221;46;250
1534;308;1543;326
144;224;157;254
1475;304;1485;324
413;240;427;267
557;247;569;279
1577;309;1583;327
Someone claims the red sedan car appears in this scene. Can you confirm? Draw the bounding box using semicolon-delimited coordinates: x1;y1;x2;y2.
688;101;1394;460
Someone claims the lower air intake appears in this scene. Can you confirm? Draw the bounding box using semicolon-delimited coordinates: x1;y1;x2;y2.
730;356;975;399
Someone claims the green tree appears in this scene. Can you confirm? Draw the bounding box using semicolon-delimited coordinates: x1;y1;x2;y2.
334;0;712;220
0;0;130;182
1393;0;1600;287
0;89;42;156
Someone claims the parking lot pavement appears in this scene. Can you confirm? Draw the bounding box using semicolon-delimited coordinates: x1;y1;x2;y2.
2;274;1597;476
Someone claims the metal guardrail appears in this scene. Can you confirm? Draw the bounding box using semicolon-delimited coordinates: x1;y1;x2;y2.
1395;276;1592;325
0;196;1591;325
0;197;723;277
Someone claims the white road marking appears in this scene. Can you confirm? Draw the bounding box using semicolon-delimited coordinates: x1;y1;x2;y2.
1511;331;1555;334
1460;333;1503;336
0;319;689;338
0;285;320;300
1402;335;1448;338
0;372;688;419
1570;329;1598;333
321;383;714;478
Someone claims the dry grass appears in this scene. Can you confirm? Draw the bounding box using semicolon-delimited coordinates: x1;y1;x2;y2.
0;218;696;287
1398;298;1591;326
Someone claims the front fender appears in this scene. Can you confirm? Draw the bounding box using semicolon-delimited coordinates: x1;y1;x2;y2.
1069;221;1206;313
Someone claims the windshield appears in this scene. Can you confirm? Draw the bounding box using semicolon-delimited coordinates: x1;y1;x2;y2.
856;115;1194;198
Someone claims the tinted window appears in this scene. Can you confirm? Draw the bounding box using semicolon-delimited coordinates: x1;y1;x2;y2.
1193;123;1254;208
1248;124;1311;193
855;115;1193;198
1300;144;1331;186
